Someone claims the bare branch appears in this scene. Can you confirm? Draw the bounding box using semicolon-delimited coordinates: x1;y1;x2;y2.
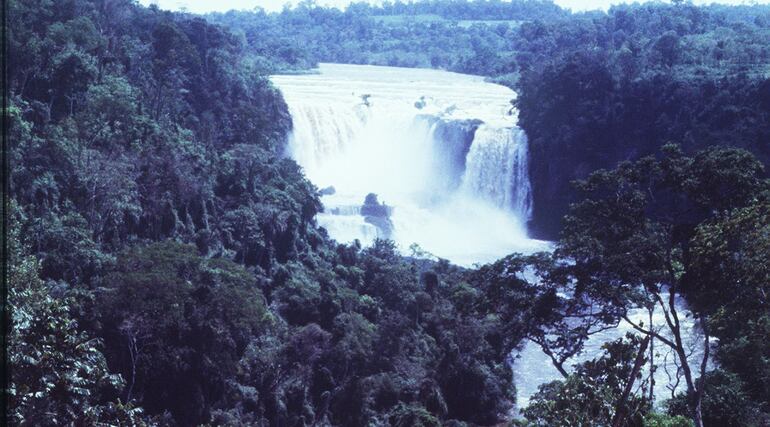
621;314;678;350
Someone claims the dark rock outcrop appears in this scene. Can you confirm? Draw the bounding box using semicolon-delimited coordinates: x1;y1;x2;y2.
361;193;394;238
319;186;336;196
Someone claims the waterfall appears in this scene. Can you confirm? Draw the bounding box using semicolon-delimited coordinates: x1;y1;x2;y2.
285;102;369;182
460;125;533;221
316;214;382;247
272;63;547;266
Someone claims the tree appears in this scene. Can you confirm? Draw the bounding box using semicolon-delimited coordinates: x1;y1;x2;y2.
666;370;766;427
523;335;652;427
684;195;770;420
98;241;271;424
7;203;143;425
551;145;766;427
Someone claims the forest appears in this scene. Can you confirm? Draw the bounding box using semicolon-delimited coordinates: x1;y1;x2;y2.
5;0;770;426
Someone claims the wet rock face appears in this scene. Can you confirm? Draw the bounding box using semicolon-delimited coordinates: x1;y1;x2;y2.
527;154;594;240
361;193;393;238
361;193;392;217
364;216;393;238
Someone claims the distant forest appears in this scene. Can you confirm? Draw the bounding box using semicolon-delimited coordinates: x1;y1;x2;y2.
7;1;770;426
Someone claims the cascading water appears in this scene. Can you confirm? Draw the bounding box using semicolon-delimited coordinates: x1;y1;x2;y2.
272;63;546;265
460;125;532;219
286;103;369;177
271;64;705;411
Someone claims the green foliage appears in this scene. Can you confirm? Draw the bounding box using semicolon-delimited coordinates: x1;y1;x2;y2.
98;241;270;424
685;196;770;418
207;240;521;426
666;370;767;427
523;335;650;426
547;147;767;426
560;145;765;296
9;0;316;270
388;403;442;427
512;3;770;237
207;0;564;76
643;413;693;427
7;203;142;425
524;377;616;426
8;1;318;422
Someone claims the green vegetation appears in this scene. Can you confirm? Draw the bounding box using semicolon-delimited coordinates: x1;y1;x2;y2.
7;206;146;426
546;146;768;426
523;335;652;426
7;4;534;424
512;3;770;237
474;147;769;426
7;0;770;426
206;0;565;75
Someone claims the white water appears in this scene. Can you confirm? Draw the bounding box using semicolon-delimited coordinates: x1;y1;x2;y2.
461;125;533;219
271;64;705;412
512;291;712;409
272;63;547;266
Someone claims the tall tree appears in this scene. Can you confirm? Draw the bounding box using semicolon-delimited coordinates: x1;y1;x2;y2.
551;145;766;427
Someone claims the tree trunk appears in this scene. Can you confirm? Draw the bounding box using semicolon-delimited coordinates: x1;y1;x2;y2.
692;404;704;427
611;335;650;427
691;317;710;427
19;71;32;98
126;333;138;403
648;309;655;403
666;294;704;427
